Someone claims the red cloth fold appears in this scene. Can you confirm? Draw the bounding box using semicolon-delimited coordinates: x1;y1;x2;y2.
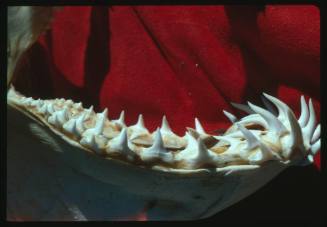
14;5;320;168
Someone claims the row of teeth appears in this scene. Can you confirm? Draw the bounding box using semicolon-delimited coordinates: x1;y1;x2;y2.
7;87;321;169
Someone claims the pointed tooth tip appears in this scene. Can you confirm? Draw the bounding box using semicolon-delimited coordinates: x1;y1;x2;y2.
311;124;321;143
195;117;205;133
223;109;237;123
247;101;258;112
262;92;275;100
300;96;307;106
161;115;172;131
138;114;143;119
261;93;276;103
103;108;108;115
231;102;256;114
236;122;259;149
136;114;145;127
194;117;201;125
262;92;269;98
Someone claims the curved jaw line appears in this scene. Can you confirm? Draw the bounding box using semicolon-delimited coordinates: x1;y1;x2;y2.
7;86;320;173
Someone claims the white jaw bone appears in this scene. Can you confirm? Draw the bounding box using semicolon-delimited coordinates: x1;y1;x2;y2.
7;86;321;170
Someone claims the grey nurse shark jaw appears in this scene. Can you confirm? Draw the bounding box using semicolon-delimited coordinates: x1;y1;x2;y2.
7;6;321;220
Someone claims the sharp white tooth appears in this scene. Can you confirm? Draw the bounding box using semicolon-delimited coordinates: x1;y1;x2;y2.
184;132;198;148
38;102;48;114
231;102;255;114
135;114;146;129
195;118;206;134
57;107;69;124
311;124;320;143
260;94;278;116
298;96;309;127
94;108;108;135
287;109;304;153
55;98;65;106
112;110;126;127
311;139;320;156
248;102;287;135
160;116;173;135
80;134;97;150
63;111;85;135
47;102;56;114
176;133;214;169
236;123;260;150
107;128;128;150
262;93;290;121
141;128;172;163
63;118;77;135
31;99;43;108
81;132;108;154
64;99;74;107
238;114;268;129
74;102;83;109
48;107;69;127
86;105;94;118
129;114;149;140
81;108;107;140
21;97;33;106
223;110;237;123
196;137;214;164
75;112;87;134
302;99;316;140
106;128;135;160
248;141;279;163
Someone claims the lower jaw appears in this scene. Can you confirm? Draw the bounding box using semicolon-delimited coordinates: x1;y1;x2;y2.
6;84;319;220
6;101;288;220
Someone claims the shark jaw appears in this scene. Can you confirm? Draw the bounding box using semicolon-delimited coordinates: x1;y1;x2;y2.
7;85;320;172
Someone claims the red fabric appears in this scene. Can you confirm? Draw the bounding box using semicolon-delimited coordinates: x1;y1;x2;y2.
14;5;320;168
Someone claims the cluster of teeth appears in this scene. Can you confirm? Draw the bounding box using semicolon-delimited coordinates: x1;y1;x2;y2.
7;87;321;170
